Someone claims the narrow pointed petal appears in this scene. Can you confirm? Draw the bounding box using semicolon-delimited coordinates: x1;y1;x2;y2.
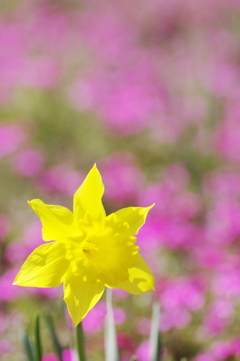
13;242;69;287
63;275;105;325
113;204;154;236
115;254;155;294
28;199;78;242
73;165;106;220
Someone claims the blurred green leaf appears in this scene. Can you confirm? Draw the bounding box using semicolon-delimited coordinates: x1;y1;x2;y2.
34;314;42;361
45;314;64;361
105;289;119;361
22;331;35;361
149;303;162;361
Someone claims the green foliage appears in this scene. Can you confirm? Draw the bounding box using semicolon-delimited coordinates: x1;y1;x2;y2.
34;315;42;361
22;332;35;361
22;301;162;361
45;314;64;361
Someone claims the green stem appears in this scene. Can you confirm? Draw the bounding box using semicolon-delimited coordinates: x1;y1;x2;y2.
75;322;87;361
34;314;42;361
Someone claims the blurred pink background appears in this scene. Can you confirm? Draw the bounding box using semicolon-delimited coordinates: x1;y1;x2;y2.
1;0;240;360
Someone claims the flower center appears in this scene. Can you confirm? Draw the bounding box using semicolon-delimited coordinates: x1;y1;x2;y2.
66;214;139;286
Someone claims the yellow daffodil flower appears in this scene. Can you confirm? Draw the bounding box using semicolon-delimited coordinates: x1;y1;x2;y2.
13;165;155;325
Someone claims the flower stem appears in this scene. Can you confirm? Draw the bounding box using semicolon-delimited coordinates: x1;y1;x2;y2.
105;289;119;361
34;314;42;361
75;322;87;361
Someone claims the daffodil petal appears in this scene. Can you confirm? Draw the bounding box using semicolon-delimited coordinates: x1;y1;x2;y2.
115;254;155;294
28;199;78;242
63;275;105;325
113;204;154;236
13;242;69;287
73;165;106;221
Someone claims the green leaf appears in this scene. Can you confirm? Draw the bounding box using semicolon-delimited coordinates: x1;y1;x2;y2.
45;314;64;361
149;303;162;361
75;322;87;361
105;289;119;361
22;331;35;361
34;314;42;361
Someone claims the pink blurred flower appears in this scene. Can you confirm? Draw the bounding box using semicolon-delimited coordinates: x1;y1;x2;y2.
159;277;205;331
43;350;74;361
0;268;24;301
192;245;224;268
211;339;240;360
0;124;27;159
194;338;240;361
203;169;240;198
204;199;240;245
63;349;76;361
117;333;136;359
21;56;60;90
203;300;233;336
39;165;84;196
140;164;201;219
5;221;43;264
12;149;44;177
138;165;202;250
70;62;165;136
82;302;106;333
43;354;58;361
0;21;28;103
83;302;126;333
135;340;150;361
112;288;128;299
212;265;240;299
161;308;191;332
0;339;13;355
194;354;214;361
100;153;144;204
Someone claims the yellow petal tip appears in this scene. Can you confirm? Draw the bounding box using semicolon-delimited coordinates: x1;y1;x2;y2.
149;203;155;209
27;200;34;207
92;163;98;171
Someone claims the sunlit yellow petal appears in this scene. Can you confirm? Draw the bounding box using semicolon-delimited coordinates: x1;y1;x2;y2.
63;274;105;325
13;242;69;287
114;254;155;294
28;199;78;242
113;204;155;236
73;165;106;221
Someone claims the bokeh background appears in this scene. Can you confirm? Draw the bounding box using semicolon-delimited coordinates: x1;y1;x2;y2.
1;0;240;360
